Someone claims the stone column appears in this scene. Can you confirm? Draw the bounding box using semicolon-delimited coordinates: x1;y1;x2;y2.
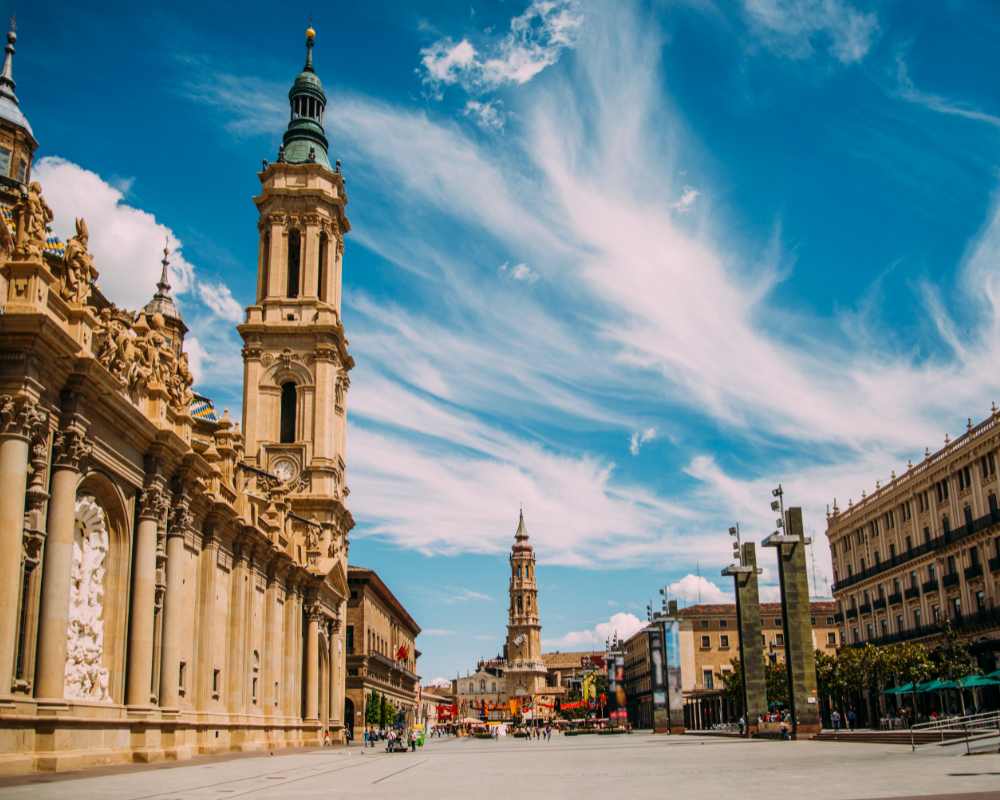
35;427;91;699
283;581;298;716
305;608;320;721
158;496;191;708
261;568;277;714
764;508;820;736
127;482;166;707
195;523;218;708
0;395;46;696
723;542;767;733
226;541;249;711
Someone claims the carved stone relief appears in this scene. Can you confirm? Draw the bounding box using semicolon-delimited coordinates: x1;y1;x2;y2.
63;495;112;703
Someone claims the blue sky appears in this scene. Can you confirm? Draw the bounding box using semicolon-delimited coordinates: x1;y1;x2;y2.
18;0;1000;682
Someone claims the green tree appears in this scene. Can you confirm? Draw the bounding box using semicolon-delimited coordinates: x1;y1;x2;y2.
890;642;932;719
930;624;977;715
930;624;977;680
764;661;788;709
365;689;380;725
380;695;393;727
717;658;744;717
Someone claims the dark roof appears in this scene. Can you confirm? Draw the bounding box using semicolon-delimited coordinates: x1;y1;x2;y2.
347;565;421;635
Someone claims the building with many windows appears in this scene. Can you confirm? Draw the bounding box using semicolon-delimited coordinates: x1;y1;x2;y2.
0;28;355;772
344;566;420;737
826;409;1000;666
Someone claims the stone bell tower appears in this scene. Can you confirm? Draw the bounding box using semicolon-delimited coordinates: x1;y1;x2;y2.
504;510;547;697
238;27;353;559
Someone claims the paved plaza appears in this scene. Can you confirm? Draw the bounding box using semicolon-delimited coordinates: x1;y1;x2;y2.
1;734;999;800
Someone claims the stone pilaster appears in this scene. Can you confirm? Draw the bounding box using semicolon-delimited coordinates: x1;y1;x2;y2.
35;425;92;699
126;478;168;707
304;605;320;721
0;394;46;697
158;492;191;709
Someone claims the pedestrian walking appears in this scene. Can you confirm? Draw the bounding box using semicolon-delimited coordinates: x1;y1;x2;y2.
831;710;841;731
847;708;856;731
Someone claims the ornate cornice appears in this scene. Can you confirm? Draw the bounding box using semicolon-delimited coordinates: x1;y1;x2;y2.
0;394;47;441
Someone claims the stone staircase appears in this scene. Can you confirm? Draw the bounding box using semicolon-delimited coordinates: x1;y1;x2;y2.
813;730;967;745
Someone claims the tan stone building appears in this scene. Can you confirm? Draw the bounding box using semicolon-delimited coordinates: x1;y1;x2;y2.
678;601;839;692
541;650;605;694
826;409;1000;661
622;630;653;729
0;28;357;772
417;684;454;729
344;566;420;736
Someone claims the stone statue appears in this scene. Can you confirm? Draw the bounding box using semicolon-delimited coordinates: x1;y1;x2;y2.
17;181;53;259
61;217;99;305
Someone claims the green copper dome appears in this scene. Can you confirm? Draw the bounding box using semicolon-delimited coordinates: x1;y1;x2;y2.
280;28;331;169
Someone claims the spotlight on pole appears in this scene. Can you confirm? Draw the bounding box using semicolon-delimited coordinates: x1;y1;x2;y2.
770;500;780;512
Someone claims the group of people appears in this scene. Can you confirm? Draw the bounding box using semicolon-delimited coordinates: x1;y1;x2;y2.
361;726;420;751
829;709;859;731
519;725;553;740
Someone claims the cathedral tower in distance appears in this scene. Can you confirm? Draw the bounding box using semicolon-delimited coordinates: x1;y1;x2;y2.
504;510;547;697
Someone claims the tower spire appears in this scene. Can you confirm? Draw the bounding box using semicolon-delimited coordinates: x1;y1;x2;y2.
143;240;184;331
0;16;16;96
280;27;331;168
515;507;529;541
0;12;35;152
157;239;171;295
304;24;315;72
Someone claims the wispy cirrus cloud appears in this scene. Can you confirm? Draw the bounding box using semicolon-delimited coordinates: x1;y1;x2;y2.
176;0;1000;592
742;0;878;64
894;52;1000;128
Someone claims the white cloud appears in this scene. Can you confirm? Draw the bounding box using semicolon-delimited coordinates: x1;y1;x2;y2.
422;629;456;637
176;1;1000;591
420;0;582;94
34;157;195;308
464;99;506;131
543;612;645;649
34;156;247;397
628;427;657;456
667;574;732;604
198;281;244;322
499;261;539;283
420;38;478;90
742;0;878;64
440;587;491;604
670;186;699;212
894;53;1000;129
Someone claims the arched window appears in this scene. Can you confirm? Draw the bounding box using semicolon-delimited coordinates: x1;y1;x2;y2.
287;229;301;298
517;596;523;614
280;382;297;443
480;679;485;691
317;232;328;302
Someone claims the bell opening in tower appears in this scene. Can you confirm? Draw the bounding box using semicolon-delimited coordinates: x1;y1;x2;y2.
287;229;301;298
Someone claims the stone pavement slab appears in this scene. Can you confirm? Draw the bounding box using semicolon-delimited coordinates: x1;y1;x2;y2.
1;733;999;800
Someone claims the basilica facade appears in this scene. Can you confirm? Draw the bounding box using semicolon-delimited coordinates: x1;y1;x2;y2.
0;26;354;772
